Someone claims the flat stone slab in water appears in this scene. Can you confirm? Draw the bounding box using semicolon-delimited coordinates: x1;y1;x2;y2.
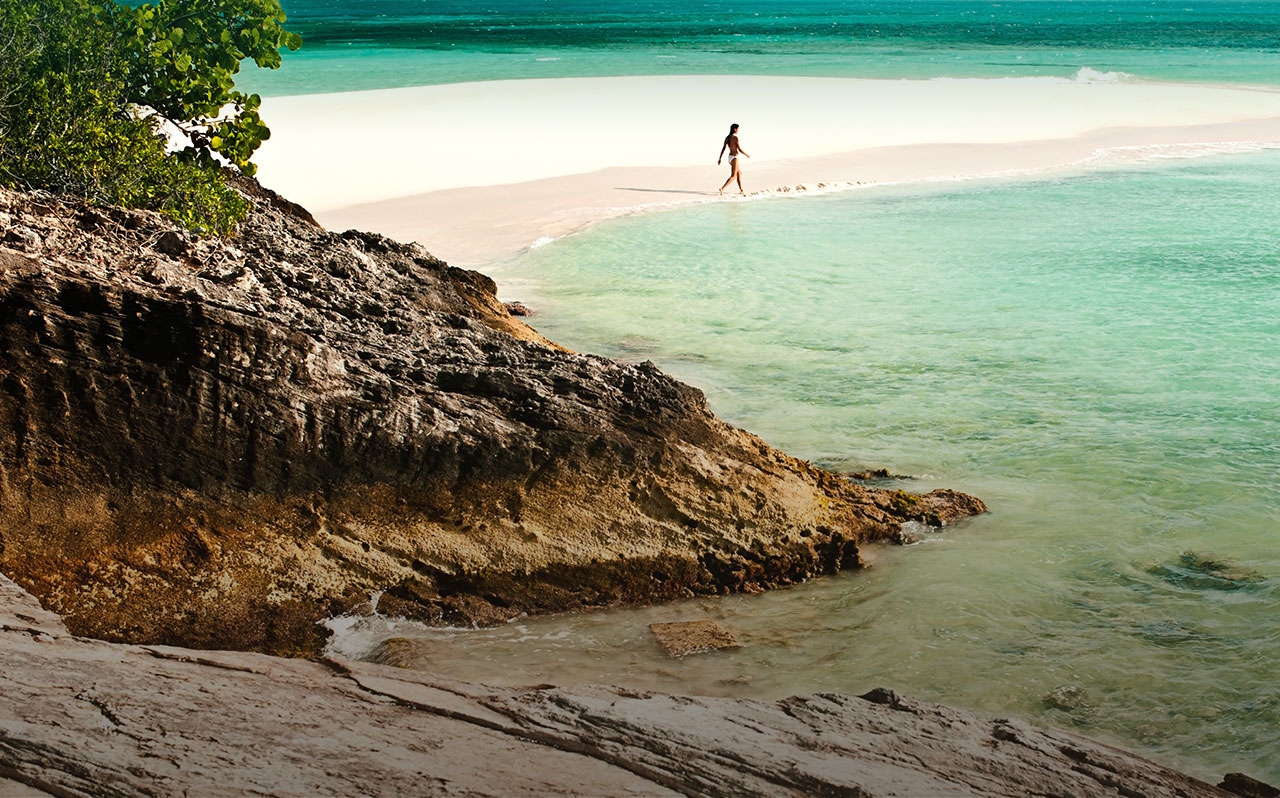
649;621;739;656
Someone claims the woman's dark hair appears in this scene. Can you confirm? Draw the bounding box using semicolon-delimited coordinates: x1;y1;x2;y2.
729;123;739;133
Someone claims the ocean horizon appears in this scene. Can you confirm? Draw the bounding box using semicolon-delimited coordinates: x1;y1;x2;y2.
244;0;1280;95
258;1;1280;784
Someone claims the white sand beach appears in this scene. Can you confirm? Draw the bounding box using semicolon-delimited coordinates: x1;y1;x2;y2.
253;75;1280;266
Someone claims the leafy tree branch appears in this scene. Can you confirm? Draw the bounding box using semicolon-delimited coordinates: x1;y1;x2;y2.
0;0;301;233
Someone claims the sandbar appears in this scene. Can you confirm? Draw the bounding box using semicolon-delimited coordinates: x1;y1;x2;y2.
253;75;1280;267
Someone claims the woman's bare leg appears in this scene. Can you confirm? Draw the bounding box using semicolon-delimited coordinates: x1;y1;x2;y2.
719;164;736;194
720;161;744;195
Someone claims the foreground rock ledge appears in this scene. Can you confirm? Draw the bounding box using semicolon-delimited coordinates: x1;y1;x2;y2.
0;182;982;655
0;575;1244;798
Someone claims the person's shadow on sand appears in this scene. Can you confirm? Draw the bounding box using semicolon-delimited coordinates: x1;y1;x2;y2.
616;187;718;196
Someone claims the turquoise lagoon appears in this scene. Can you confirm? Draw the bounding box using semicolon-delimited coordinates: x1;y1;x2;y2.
245;0;1280;94
333;151;1280;783
267;0;1280;784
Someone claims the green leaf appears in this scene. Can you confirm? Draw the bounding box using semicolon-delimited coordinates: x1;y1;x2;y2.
0;0;296;234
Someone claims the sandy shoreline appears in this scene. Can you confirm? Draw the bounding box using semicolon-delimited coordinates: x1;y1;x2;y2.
252;75;1280;267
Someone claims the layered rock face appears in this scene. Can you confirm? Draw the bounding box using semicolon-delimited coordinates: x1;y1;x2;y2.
0;182;983;654
0;575;1251;798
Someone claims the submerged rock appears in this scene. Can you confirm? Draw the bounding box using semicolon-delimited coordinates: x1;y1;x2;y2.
1044;684;1091;712
1149;551;1267;592
365;636;435;669
1134;618;1216;647
649;619;740;656
0;181;984;654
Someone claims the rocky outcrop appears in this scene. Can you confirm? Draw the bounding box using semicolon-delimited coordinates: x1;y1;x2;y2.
0;573;1253;798
0;182;983;654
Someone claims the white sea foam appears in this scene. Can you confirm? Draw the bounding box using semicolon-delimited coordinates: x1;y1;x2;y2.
323;605;544;661
1081;140;1280;167
529;236;559;249
1073;67;1133;83
322;612;397;660
784;141;1280;202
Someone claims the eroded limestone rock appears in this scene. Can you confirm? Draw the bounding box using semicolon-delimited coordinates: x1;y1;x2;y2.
0;181;985;654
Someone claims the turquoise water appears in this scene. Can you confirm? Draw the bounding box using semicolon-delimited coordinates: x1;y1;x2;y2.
243;0;1280;95
504;153;1280;782
332;151;1280;783
274;0;1280;785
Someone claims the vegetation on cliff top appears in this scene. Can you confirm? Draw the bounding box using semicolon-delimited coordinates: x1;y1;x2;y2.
0;0;299;233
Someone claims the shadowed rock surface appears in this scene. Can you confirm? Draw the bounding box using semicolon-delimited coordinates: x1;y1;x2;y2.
0;573;1248;798
0;182;983;654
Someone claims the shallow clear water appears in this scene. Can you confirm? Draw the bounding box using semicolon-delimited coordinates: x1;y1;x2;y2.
331;151;1280;782
273;0;1280;783
243;0;1280;95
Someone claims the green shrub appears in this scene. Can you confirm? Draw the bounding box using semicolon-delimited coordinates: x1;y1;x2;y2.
0;0;299;234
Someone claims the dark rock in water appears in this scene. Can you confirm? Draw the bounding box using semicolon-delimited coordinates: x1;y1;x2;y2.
846;467;912;480
1044;685;1091;711
1220;772;1280;798
504;300;533;316
0;182;985;655
1149;551;1266;592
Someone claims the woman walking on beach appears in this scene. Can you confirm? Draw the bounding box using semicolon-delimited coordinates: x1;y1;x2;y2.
717;123;750;195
